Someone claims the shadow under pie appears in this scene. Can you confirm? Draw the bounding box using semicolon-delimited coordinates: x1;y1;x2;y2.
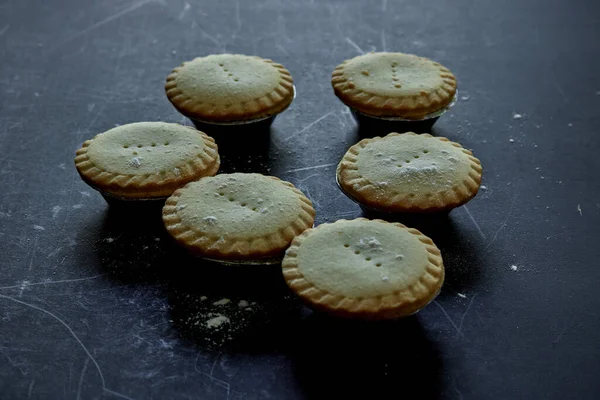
95;207;175;285
289;313;444;399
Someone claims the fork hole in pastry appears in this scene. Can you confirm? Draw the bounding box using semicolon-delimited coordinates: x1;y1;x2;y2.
228;197;235;202
376;263;382;267
164;142;170;146
241;202;247;207
123;145;129;148
423;149;429;153
354;250;360;254
344;244;350;247
366;257;371;261
151;143;157;147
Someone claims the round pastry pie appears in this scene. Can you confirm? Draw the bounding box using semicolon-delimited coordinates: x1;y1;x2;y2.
163;173;315;265
165;54;295;134
282;218;444;319
331;52;457;132
74;122;220;205
336;132;482;213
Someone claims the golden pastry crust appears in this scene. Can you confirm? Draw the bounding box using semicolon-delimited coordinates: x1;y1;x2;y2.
282;218;444;320
165;54;295;123
163;173;315;261
337;132;482;213
74;122;220;199
331;52;457;119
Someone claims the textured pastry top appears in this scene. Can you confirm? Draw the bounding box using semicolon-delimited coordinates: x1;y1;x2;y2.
74;122;219;199
166;54;294;122
283;218;444;319
163;173;315;260
332;52;456;119
337;132;482;212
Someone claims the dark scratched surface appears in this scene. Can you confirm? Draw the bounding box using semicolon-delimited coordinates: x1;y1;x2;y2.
1;0;600;398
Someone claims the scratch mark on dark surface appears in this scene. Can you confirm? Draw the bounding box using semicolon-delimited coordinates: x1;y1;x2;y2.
195;352;232;397
457;295;476;338
553;321;570;344
0;25;9;37
284;162;336;174
1;349;27;375
198;27;223;50
178;2;190;20
546;231;569;240
27;237;39;271
484;190;518;251
27;379;35;399
381;0;387;12
235;0;242;32
345;37;364;54
433;300;464;338
279;112;334;142
463;206;486;240
380;29;387;51
76;358;89;400
0;273;105;290
0;294;134;400
50;0;155;51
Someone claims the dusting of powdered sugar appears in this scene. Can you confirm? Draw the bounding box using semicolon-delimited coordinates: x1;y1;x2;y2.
203;216;217;225
128;157;142;168
357;237;383;251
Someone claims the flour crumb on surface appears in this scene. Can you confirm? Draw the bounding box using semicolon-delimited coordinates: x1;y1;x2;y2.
200;296;208;301
173;168;181;176
395;254;404;260
460;95;470;101
510;265;518;271
72;204;83;209
238;300;249;308
175;204;187;210
33;225;45;231
58;163;66;170
457;293;467;298
577;204;582;216
203;216;217;225
128;157;142;168
206;315;230;328
105;237;115;243
481;185;488;190
512;113;523;120
51;205;62;218
381;276;389;282
213;298;231;306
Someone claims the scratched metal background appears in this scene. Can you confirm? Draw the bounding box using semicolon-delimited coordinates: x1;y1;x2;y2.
1;0;600;399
